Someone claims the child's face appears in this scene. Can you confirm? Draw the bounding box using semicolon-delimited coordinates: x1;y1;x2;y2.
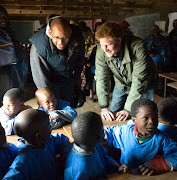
3;96;23;117
0;124;6;151
133;105;158;136
38;93;57;112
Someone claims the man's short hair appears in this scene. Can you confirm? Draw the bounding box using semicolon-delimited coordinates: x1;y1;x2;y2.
95;22;124;42
71;111;103;145
157;97;177;124
4;88;24;102
131;98;157;117
49;16;70;30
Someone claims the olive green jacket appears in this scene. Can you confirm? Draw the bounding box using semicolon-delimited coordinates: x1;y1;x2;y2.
95;35;156;111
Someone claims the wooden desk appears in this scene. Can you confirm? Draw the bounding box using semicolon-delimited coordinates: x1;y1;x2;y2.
108;171;177;180
6;128;71;146
158;72;177;98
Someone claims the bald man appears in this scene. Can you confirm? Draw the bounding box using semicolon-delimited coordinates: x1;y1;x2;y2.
30;17;85;107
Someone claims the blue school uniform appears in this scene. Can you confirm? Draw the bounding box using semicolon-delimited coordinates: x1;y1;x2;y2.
64;142;119;180
38;99;77;121
105;124;177;170
158;123;177;141
0;142;17;179
3;133;69;180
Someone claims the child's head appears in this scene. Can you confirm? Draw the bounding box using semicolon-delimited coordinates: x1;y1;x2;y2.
72;111;103;149
157;97;177;125
35;87;57;112
0;123;6;152
131;98;158;136
14;109;51;147
2;88;24;117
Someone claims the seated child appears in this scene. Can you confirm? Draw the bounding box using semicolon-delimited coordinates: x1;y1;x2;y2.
0;88;31;135
35;87;77;129
0;123;18;179
157;97;177;141
105;98;177;175
3;109;70;179
64;111;128;180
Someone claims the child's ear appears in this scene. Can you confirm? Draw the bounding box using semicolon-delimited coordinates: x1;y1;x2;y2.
132;117;136;124
37;101;40;106
20;101;24;107
35;132;41;146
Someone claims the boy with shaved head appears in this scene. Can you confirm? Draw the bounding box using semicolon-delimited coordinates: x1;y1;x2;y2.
35;87;77;129
0;88;31;135
3;109;69;179
30;16;85;107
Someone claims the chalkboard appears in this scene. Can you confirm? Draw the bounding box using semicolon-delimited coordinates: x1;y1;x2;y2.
126;13;160;40
10;21;34;45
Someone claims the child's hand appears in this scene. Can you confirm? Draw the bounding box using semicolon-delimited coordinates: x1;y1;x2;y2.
138;162;156;176
49;112;60;121
118;164;129;173
49;115;54;120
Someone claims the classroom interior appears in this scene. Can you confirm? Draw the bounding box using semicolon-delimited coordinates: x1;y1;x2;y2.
2;0;177;179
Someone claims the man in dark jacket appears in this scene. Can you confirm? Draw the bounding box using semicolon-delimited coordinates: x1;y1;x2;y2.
30;17;85;107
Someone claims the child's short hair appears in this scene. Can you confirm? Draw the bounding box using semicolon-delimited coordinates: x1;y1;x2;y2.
35;87;55;100
72;111;103;145
157;97;177;124
4;88;24;102
131;98;157;117
14;109;49;140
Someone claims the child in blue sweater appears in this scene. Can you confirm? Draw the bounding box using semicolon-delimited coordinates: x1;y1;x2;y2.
35;87;77;129
157;97;177;141
3;109;70;179
0;88;31;135
0;123;17;179
105;98;177;176
64;111;128;180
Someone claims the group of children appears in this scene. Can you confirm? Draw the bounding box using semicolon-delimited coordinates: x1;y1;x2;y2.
0;87;177;179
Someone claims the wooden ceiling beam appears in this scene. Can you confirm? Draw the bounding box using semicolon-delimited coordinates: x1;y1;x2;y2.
0;0;151;8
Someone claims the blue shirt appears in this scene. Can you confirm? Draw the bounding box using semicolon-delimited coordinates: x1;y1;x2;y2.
64;143;118;180
0;142;17;179
105;124;177;170
38;99;77;120
158;123;177;142
3;133;69;180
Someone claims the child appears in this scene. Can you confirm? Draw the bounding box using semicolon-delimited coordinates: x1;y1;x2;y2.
105;98;177;176
157;97;177;141
0;88;31;135
35;87;77;129
3;109;70;179
0;123;18;179
64;111;128;180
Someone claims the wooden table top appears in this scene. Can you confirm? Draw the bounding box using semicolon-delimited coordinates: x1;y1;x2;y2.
107;171;177;180
6;127;71;146
158;72;177;81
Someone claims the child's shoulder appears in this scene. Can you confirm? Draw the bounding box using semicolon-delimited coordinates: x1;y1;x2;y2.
1;142;18;154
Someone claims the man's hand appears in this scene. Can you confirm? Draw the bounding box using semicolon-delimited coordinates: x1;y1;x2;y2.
138;162;156;176
115;110;130;121
101;108;115;121
118;164;129;173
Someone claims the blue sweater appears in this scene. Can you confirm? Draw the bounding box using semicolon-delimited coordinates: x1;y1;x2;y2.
3;133;69;180
106;124;177;170
0;143;17;179
158;123;177;142
64;143;118;180
38;99;77;125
